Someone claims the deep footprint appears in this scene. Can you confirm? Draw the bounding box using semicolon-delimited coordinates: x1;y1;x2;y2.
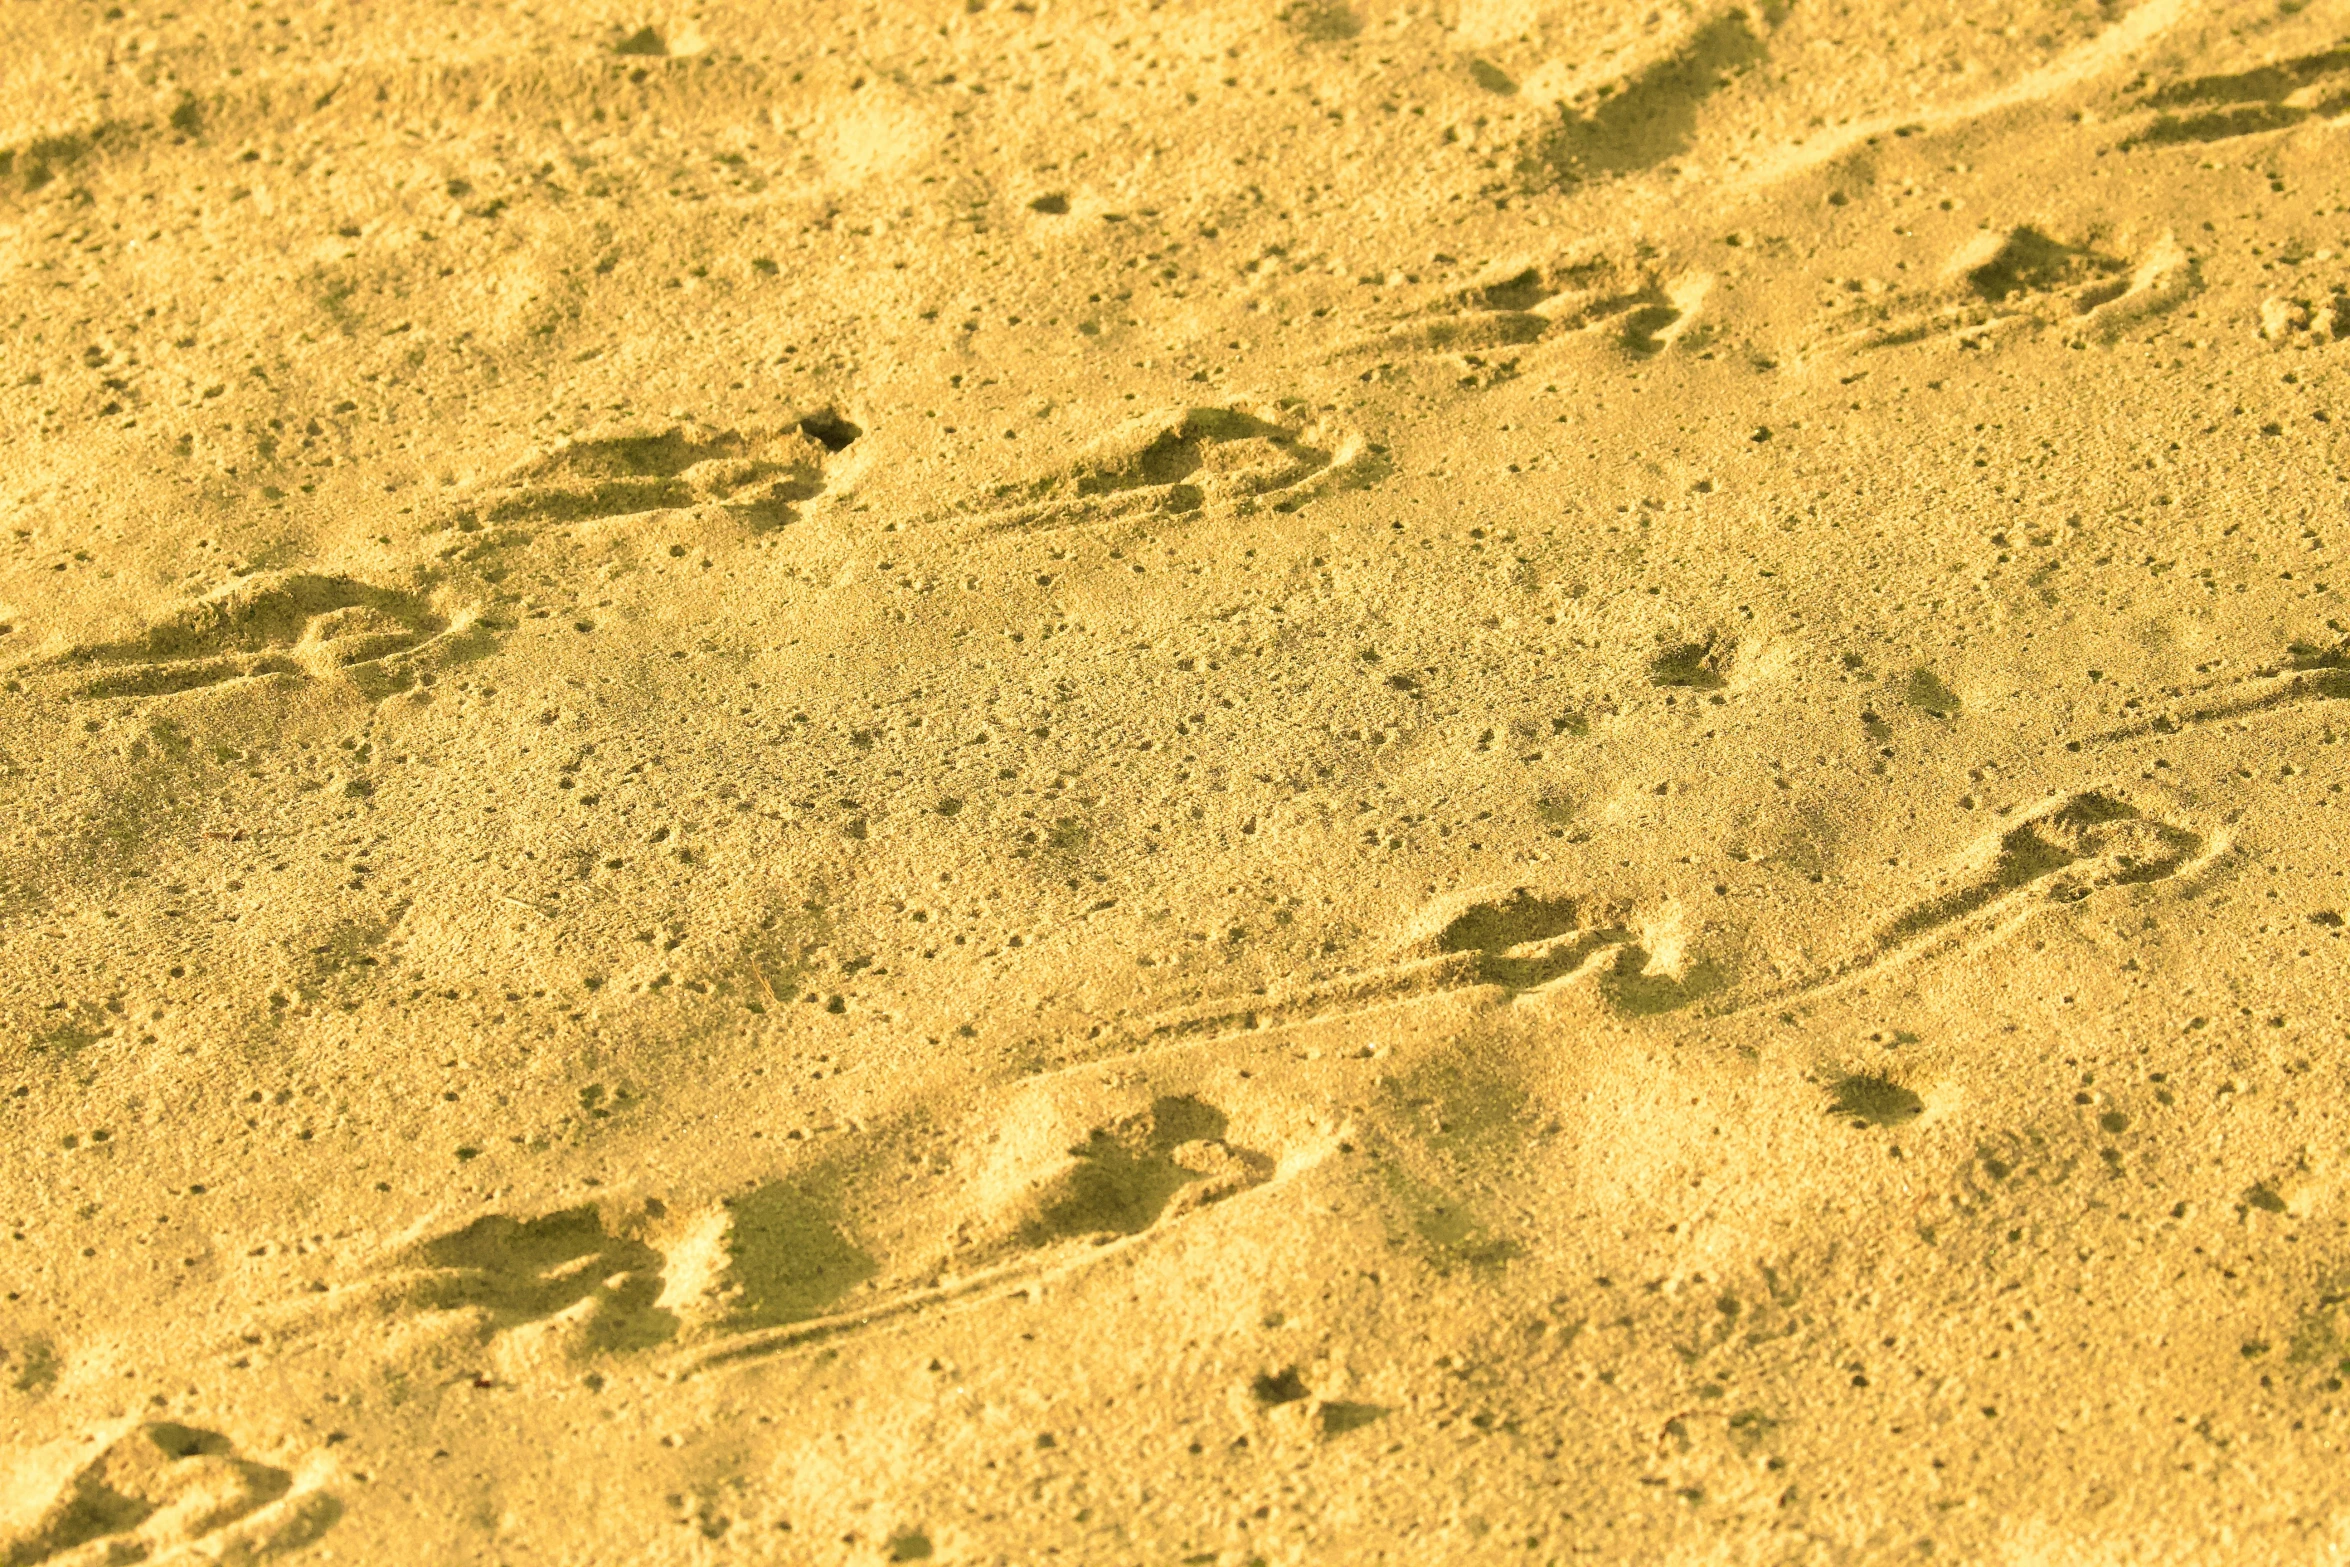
404;1206;676;1353
1438;890;1618;990
1518;10;1769;186
708;1180;878;1331
2124;44;2350;148
1836;225;2190;353
1017;1095;1264;1246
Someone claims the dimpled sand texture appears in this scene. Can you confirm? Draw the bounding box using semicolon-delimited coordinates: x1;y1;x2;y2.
2;1;2349;1562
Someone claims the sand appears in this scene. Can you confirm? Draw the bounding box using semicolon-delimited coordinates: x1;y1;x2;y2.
1;0;2347;1560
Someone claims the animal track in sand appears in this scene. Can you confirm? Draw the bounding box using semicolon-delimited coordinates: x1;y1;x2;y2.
659;1086;1279;1370
1828;224;2195;354
1355;8;2213;377
1;1421;340;1567
942;648;2320;1075
1825;1072;1926;1129
0;424;854;712
426;413;860;582
1009;1094;1270;1249
239;785;2228;1381
1715;0;2192;200
1426;891;1716;1013
288;1072;1295;1378
266;781;2215;1375
1344;249;1714;368
1426;789;2206;1020
681;1179;881;1333
1346;7;2217;381
1724;648;2341;1003
1865;790;2205;952
1125;784;2215;1058
939;403;1385;539
2121;42;2350;149
1124;884;1722;1055
395;1205;678;1357
661;1082;1288;1373
251;649;2324;1382
25;572;467;702
443;413;853;536
2257;286;2350;346
2082;638;2350;745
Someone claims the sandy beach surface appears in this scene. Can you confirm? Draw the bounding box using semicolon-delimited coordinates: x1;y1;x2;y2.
3;0;2348;1560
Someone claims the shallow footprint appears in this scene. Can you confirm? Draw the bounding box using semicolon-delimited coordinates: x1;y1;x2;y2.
1878;790;2203;951
870;1089;1271;1300
31;572;461;702
1436;889;1619;990
663;1177;880;1335
1342;249;1707;365
0;1421;340;1567
1518;9;1770;187
1125;887;1599;1050
447;414;851;533
1134;883;1728;1050
2121;43;2350;149
943;402;1381;538
2087;639;2350;745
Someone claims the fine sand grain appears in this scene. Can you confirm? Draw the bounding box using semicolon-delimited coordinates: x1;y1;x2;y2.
4;1;2350;1561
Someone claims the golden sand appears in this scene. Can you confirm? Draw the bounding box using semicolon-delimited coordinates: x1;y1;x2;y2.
3;1;2349;1560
